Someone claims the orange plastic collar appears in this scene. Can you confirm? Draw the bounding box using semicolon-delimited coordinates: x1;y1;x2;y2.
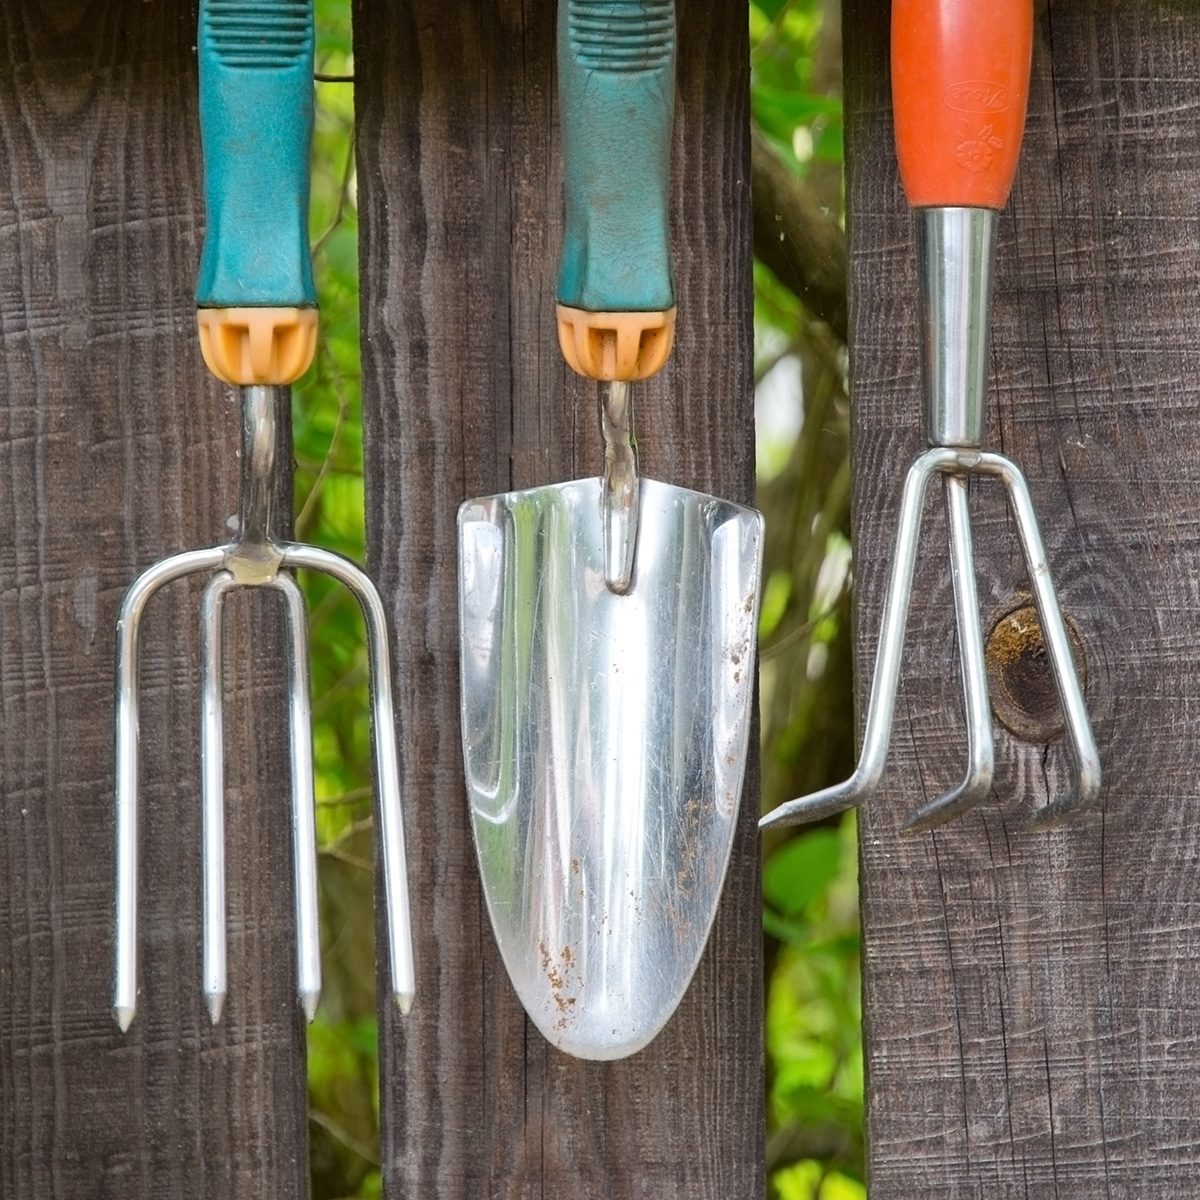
197;307;318;386
556;305;676;382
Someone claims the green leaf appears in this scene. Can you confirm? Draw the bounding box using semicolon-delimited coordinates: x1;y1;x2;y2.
763;830;842;917
753;86;842;125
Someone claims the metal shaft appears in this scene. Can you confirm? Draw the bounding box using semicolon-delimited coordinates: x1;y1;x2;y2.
600;379;639;594
231;385;284;582
918;207;996;448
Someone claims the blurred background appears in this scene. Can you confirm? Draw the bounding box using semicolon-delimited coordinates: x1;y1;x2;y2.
298;2;859;1196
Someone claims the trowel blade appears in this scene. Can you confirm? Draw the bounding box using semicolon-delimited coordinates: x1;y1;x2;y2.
458;476;763;1060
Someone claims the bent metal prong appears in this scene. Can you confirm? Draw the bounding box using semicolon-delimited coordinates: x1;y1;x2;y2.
758;207;1101;833
760;2;1101;834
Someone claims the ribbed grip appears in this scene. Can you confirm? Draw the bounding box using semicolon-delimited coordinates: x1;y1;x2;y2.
892;0;1033;210
567;0;673;72
202;0;310;68
555;0;676;339
195;0;316;309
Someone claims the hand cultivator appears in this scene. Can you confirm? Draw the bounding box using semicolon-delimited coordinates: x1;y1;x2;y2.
112;0;414;1031
760;0;1101;836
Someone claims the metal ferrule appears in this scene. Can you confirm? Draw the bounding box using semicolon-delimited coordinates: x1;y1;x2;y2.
917;207;998;448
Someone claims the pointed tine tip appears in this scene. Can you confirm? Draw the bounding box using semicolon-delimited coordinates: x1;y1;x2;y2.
395;989;415;1017
903;799;967;836
903;776;994;835
301;990;320;1023
206;992;225;1026
1028;764;1102;832
1027;797;1076;833
1028;781;1102;831
113;1005;136;1033
902;809;937;836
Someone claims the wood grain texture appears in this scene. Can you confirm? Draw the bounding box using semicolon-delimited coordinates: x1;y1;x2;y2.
847;1;1200;1195
352;1;763;1194
0;4;308;1197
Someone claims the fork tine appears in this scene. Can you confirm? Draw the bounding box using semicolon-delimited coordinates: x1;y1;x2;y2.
269;573;321;1021
904;474;995;833
284;545;415;1014
114;547;226;1031
201;571;235;1024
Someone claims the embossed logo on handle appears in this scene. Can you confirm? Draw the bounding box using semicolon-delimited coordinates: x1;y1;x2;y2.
955;120;1005;172
945;80;1011;114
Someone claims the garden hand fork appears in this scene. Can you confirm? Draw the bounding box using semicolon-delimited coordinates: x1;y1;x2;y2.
759;0;1101;836
113;0;414;1031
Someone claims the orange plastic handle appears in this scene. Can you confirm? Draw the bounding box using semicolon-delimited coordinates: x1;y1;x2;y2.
892;0;1033;210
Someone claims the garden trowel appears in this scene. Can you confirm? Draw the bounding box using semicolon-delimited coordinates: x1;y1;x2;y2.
457;0;763;1060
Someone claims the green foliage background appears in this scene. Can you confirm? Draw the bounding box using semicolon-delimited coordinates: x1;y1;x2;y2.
298;2;859;1196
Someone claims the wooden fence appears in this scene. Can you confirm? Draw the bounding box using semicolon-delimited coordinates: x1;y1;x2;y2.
0;1;760;1197
3;0;1197;1197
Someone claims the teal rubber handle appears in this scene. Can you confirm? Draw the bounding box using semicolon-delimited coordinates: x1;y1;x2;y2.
556;0;676;314
195;0;317;309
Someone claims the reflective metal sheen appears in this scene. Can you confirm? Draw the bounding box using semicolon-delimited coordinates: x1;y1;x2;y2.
757;446;1101;833
113;385;415;1031
600;380;639;594
918;207;997;448
459;477;763;1059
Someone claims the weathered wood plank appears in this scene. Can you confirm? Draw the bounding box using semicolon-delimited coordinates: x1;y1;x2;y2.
0;4;308;1197
353;1;763;1194
848;0;1200;1194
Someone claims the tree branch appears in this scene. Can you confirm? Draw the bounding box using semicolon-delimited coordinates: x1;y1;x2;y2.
751;128;848;342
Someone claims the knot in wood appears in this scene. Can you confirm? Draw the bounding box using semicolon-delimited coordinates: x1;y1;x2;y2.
985;601;1086;744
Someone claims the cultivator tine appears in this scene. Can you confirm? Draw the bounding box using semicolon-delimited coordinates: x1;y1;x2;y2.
904;475;994;833
758;451;936;830
273;572;321;1021
992;456;1103;828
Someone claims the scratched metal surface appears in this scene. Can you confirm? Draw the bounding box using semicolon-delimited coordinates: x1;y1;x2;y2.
353;0;764;1193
